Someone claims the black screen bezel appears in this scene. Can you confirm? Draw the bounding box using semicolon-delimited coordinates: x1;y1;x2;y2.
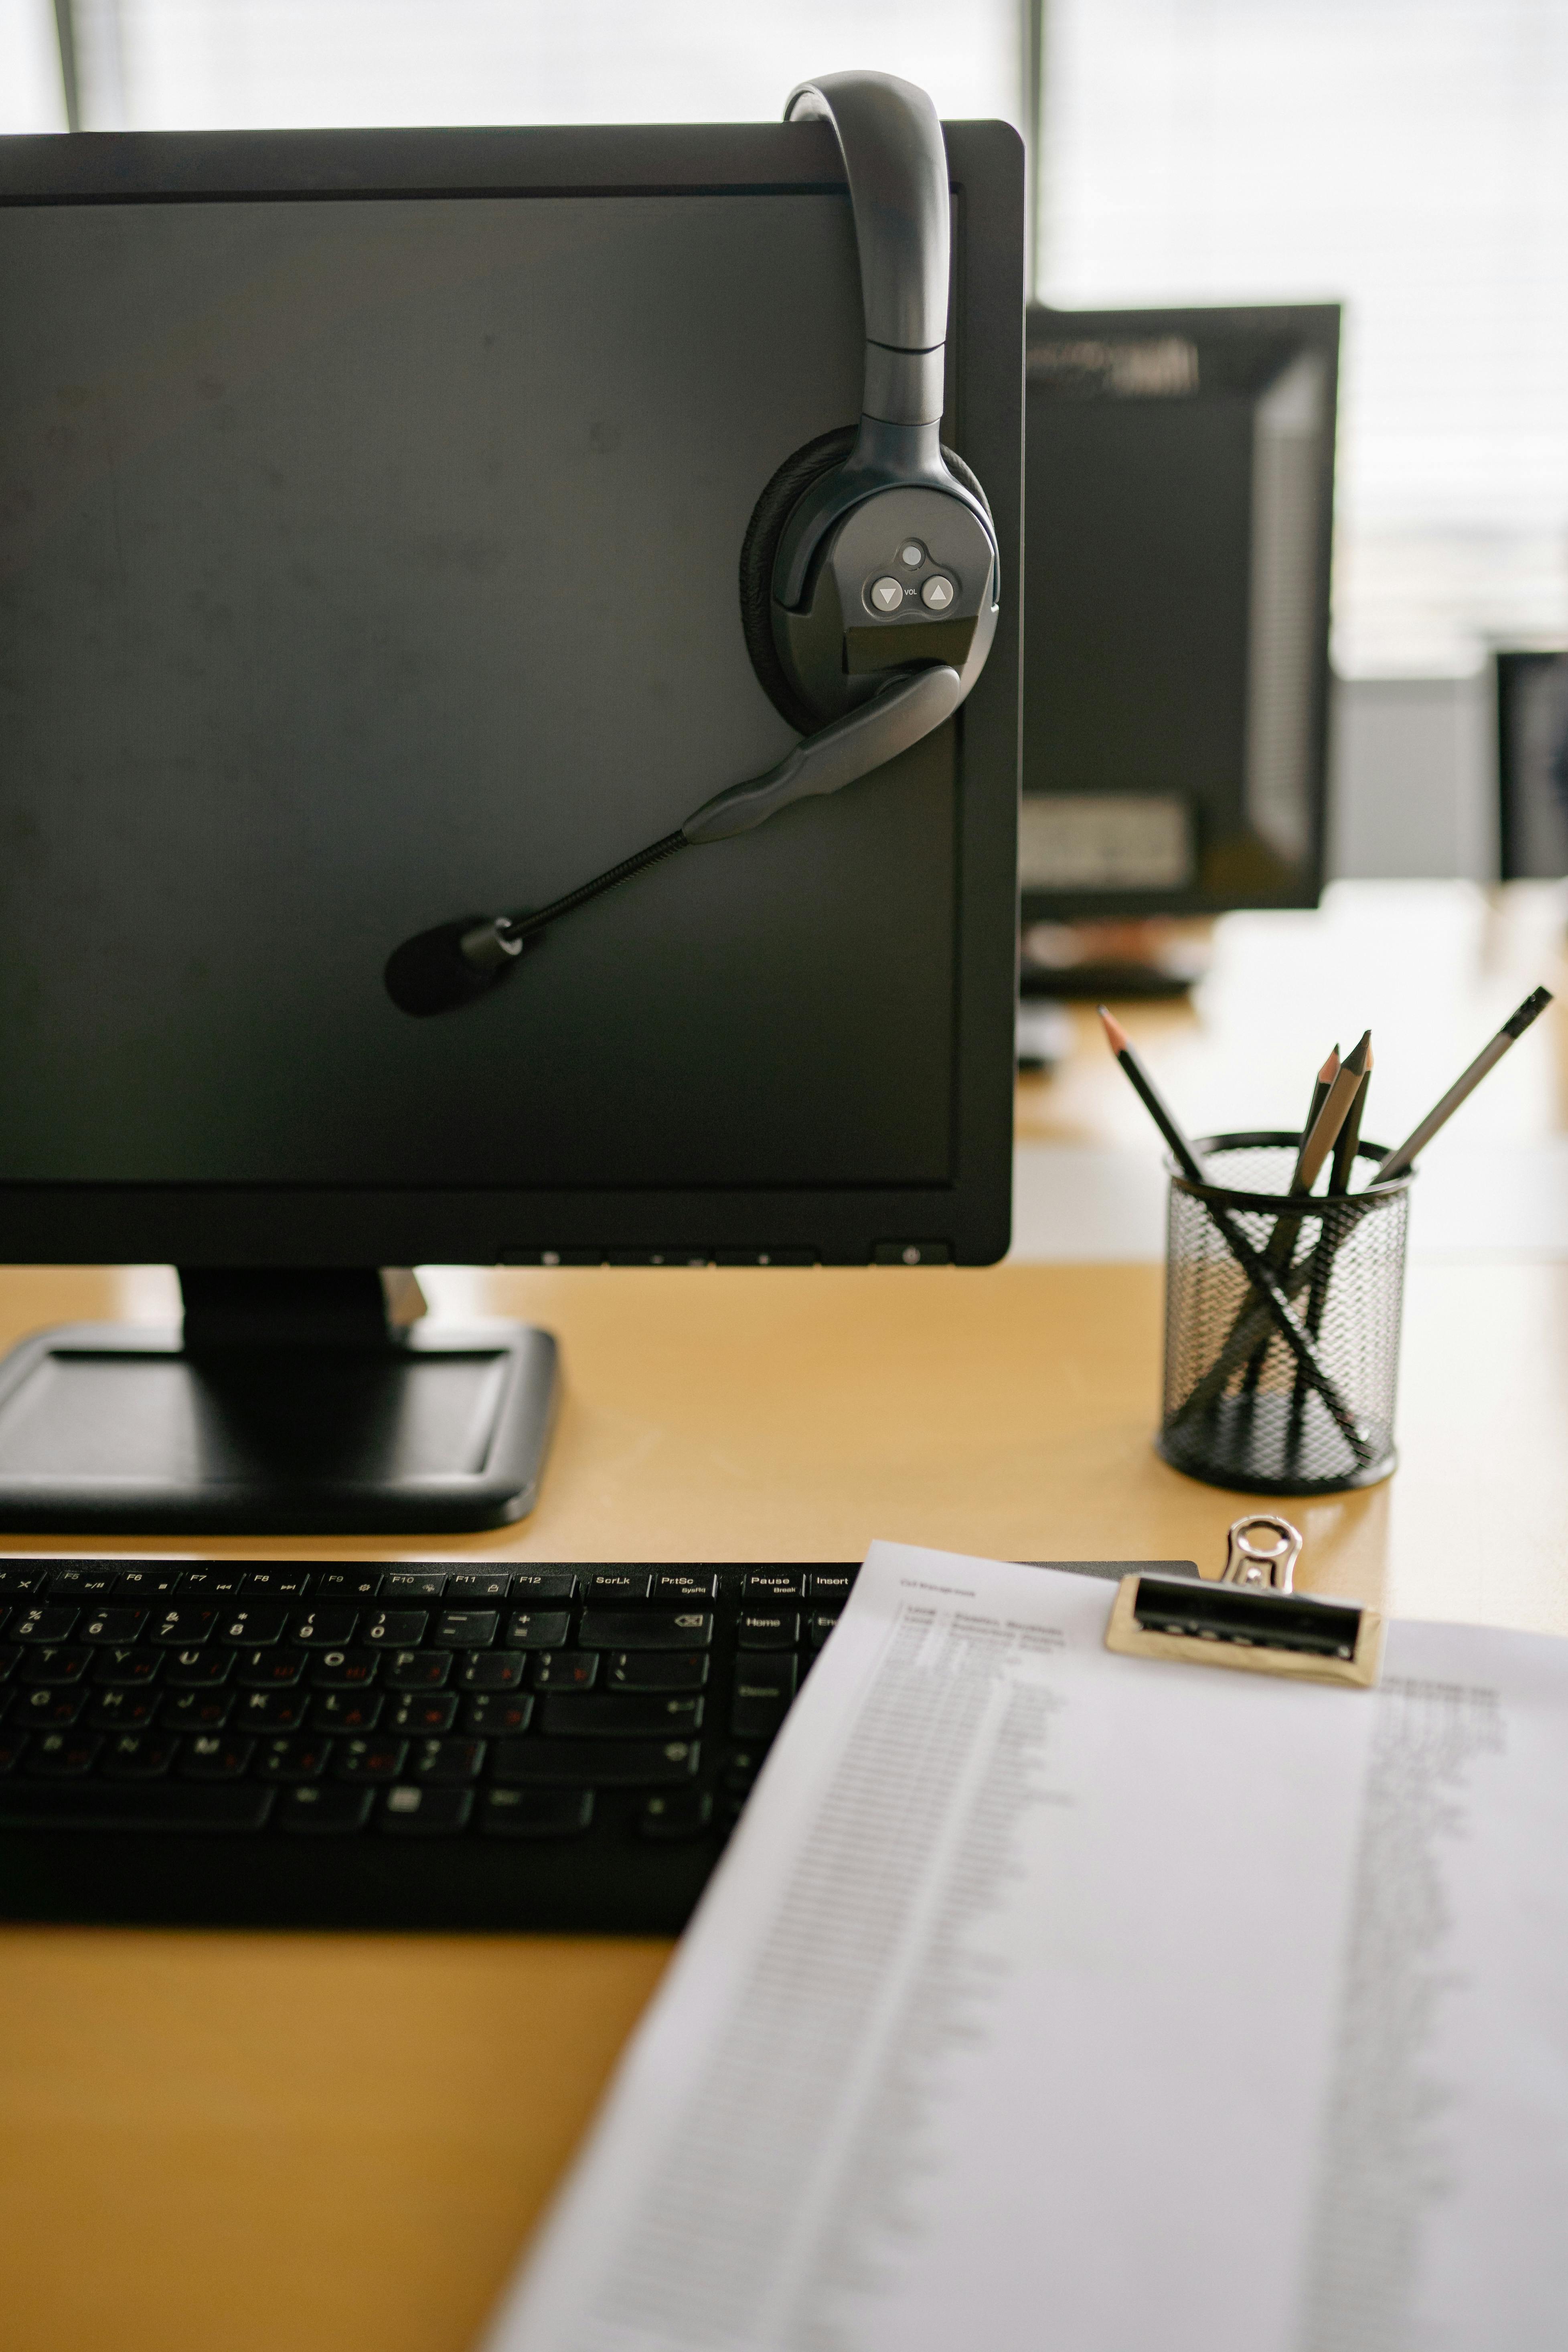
0;119;1022;1267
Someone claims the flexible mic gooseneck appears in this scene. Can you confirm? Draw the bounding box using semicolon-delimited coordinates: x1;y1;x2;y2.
383;666;964;1017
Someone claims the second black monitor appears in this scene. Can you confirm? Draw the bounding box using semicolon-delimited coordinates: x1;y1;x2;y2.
1021;302;1339;922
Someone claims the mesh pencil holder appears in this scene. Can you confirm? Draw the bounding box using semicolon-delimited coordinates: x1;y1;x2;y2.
1155;1131;1412;1496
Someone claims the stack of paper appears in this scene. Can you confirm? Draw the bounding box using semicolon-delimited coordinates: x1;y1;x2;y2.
482;1542;1568;2351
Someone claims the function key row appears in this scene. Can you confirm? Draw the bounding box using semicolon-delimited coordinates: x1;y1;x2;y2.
0;1563;858;1604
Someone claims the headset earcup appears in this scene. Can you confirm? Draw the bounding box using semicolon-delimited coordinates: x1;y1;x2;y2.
739;427;857;731
739;432;995;731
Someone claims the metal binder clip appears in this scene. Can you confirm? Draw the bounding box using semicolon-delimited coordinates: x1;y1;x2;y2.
1103;1515;1384;1688
1219;1515;1303;1593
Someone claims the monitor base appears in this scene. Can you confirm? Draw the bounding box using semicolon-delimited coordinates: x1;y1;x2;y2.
0;1272;559;1534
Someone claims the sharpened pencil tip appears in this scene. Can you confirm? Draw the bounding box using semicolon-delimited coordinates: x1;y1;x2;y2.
1098;1006;1129;1056
1319;1047;1340;1082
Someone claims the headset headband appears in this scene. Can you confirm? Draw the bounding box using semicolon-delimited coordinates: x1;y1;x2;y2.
785;73;949;430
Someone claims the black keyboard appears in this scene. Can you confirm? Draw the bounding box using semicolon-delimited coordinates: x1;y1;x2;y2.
0;1559;857;1932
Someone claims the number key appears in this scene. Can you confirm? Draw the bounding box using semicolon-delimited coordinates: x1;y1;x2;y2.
12;1606;79;1644
362;1610;427;1647
217;1604;288;1646
290;1608;359;1647
80;1606;148;1645
151;1604;219;1645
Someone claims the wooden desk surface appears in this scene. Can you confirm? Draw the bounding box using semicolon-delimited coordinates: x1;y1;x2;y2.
4;883;1567;2352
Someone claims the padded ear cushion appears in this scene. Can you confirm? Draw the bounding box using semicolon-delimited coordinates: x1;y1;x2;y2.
738;430;993;732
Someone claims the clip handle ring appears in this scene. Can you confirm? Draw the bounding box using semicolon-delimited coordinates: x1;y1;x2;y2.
1220;1513;1303;1592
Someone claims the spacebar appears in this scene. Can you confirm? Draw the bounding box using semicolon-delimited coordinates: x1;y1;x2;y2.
0;1781;273;1832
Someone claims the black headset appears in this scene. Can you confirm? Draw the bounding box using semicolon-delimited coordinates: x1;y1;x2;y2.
385;70;1000;1017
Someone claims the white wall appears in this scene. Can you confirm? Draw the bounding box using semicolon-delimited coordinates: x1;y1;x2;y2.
1327;674;1497;883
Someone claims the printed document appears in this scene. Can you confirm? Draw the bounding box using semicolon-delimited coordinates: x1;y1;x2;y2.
480;1542;1568;2351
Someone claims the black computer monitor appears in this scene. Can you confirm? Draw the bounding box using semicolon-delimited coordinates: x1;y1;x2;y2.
1497;650;1568;880
0;118;1022;1532
1019;302;1338;978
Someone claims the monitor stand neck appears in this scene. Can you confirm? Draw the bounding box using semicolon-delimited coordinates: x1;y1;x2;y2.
178;1267;425;1353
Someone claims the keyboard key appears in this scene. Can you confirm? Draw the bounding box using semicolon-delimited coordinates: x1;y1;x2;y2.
443;1570;514;1599
27;1730;102;1776
579;1610;713;1651
257;1734;332;1782
410;1736;485;1783
12;1687;87;1726
160;1689;235;1731
530;1651;599;1691
480;1787;593;1837
738;1612;799;1647
335;1736;409;1781
492;1737;699;1786
94;1647;164;1687
432;1609;499;1648
308;1648;379;1689
0;1729;24;1771
238;1571;311;1596
361;1610;428;1647
462;1692;532;1734
0;1645;18;1682
180;1733;255;1779
12;1606;79;1644
87;1689;161;1732
809;1570;857;1600
730;1653;799;1736
175;1570;247;1594
723;1747;764;1791
459;1649;526;1690
380;1570;448;1598
807;1613;841;1647
383;1648;452;1690
503;1611;571;1649
110;1568;181;1597
216;1604;288;1646
541;1693;703;1738
150;1605;219;1646
745;1572;805;1602
638;1789;714;1841
313;1572;384;1599
650;1573;716;1606
290;1607;360;1647
0;1567;48;1596
235;1646;306;1688
388;1692;462;1734
101;1732;178;1778
586;1571;653;1602
506;1570;578;1602
606;1650;709;1692
79;1607;148;1645
275;1784;372;1833
0;1780;271;1831
47;1567;118;1596
22;1645;91;1684
309;1691;383;1733
165;1646;233;1686
235;1689;311;1731
382;1784;473;1835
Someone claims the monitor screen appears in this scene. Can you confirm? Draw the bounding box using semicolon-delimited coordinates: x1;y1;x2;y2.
1497;650;1568;881
1019;302;1337;920
0;126;1021;1265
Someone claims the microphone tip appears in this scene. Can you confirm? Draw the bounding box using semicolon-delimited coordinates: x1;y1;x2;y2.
384;916;530;1018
